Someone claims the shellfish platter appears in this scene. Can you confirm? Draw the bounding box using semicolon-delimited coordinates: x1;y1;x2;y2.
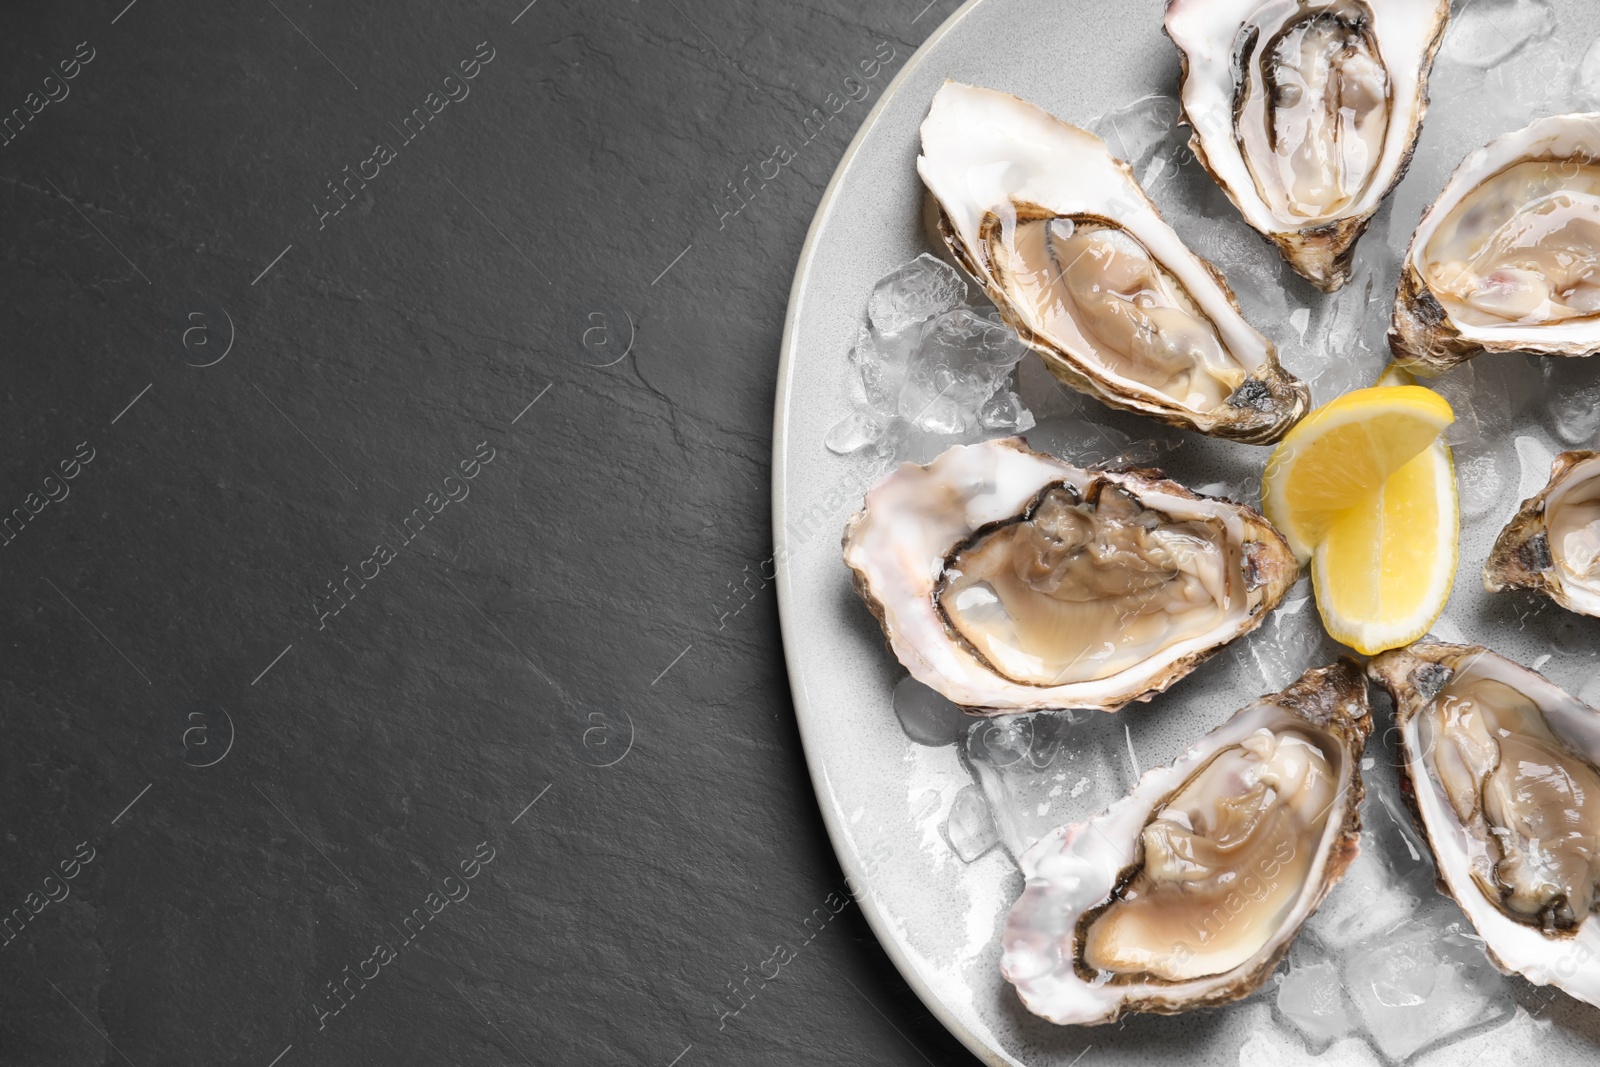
774;0;1600;1064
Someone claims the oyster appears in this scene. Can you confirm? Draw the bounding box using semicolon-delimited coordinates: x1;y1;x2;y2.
1368;642;1600;1008
842;437;1298;715
1485;450;1600;616
1166;0;1450;292
1001;661;1371;1024
917;81;1309;443
1391;114;1600;371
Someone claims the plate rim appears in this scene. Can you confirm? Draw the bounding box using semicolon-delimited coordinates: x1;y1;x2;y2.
769;1;1016;1063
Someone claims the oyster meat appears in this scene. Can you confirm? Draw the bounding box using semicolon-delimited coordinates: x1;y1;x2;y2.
1368;642;1600;1008
1001;661;1371;1024
1485;450;1600;616
917;81;1309;443
1391;114;1600;371
1166;0;1450;291
842;437;1298;714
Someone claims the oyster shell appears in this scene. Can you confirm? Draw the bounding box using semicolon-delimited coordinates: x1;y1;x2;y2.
1484;450;1600;616
1368;642;1600;1008
1001;661;1371;1024
1391;114;1600;371
842;437;1298;715
917;81;1309;443
1166;0;1450;292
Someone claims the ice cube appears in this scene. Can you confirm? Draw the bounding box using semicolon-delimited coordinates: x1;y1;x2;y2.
1089;95;1183;176
1220;247;1295;329
920;310;1013;391
1434;360;1503;448
825;409;886;455
891;675;967;747
1431;363;1523;520
1343;910;1511;1064
965;710;1130;858
973;310;1027;368
1554;615;1600;658
1477;354;1545;425
942;784;999;863
1415;1006;1555;1067
867;253;968;336
898;361;968;434
1514;435;1557;508
1277;955;1357;1052
843;298;1036;454
966;713;1044;774
1452;438;1517;522
980;389;1034;433
1306;845;1421;947
877;418;962;466
1179;216;1241;271
1442;0;1554;68
1302;347;1378;406
851;321;918;417
1542;357;1600;445
1300;272;1385;405
1032;416;1128;467
899;309;1024;434
1235;584;1332;692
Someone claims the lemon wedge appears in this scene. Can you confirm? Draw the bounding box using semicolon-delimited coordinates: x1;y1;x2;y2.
1261;374;1458;655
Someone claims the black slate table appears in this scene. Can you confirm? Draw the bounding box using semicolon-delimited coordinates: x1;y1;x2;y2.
0;1;978;1063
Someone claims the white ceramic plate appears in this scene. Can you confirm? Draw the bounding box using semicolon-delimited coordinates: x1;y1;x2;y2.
774;1;1600;1063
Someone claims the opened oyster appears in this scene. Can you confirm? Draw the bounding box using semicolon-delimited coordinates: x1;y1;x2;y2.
1368;643;1600;1008
917;82;1309;443
842;437;1298;714
1391;113;1600;371
1001;661;1370;1024
1166;0;1450;292
1485;450;1600;616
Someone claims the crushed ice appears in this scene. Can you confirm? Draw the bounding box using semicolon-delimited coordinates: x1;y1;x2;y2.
1277;766;1515;1063
942;784;1000;863
827;254;1033;455
1233;579;1338;692
961;709;1132;860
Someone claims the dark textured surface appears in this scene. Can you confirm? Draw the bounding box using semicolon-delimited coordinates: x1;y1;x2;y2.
0;1;977;1063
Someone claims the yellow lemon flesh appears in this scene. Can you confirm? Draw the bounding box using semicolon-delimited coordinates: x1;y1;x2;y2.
1261;377;1458;656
